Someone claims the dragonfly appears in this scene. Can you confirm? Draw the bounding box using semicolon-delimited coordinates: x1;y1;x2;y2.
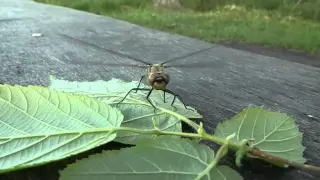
60;34;229;112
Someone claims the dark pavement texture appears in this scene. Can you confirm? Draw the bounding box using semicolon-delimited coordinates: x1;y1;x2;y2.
1;0;320;180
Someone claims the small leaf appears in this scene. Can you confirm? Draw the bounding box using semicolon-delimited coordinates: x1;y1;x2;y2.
59;136;243;180
49;77;200;117
0;84;123;173
49;77;201;144
214;106;306;165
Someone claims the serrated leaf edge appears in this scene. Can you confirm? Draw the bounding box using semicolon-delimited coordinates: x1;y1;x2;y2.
60;137;242;180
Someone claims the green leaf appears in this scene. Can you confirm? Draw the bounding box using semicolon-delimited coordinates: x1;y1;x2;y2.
59;136;243;180
49;76;202;145
0;84;123;173
214;106;306;165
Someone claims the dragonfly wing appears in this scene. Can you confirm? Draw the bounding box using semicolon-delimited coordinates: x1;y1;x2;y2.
164;62;219;69
160;41;231;66
59;33;151;65
69;61;148;68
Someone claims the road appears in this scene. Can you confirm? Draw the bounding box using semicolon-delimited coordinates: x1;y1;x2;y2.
1;0;320;179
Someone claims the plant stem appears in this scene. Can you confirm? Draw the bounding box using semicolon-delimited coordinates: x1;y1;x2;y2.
195;134;233;180
113;127;241;150
160;108;200;130
113;127;320;172
249;147;320;173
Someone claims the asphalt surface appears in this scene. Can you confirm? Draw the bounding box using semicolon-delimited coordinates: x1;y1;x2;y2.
1;0;320;180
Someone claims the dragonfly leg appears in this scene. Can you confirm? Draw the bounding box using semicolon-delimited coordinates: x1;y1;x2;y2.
145;88;158;113
135;75;145;93
117;87;158;112
163;89;194;112
116;88;136;105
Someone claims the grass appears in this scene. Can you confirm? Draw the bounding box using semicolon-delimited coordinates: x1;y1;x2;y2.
34;0;320;55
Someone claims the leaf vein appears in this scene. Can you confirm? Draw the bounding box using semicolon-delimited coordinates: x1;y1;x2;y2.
237;108;248;142
217;168;226;180
0;136;47;159
253;115;290;146
251;108;262;140
20;86;28;116
277;126;296;131
0;87;64;131
0;106;28;135
259;146;303;153
0;139;12;146
122;112;165;123
82;98;115;128
265;133;301;142
19;133;83;166
32;87;96;129
124;162;136;172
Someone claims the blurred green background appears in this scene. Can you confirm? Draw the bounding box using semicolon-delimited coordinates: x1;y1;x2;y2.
34;0;320;54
